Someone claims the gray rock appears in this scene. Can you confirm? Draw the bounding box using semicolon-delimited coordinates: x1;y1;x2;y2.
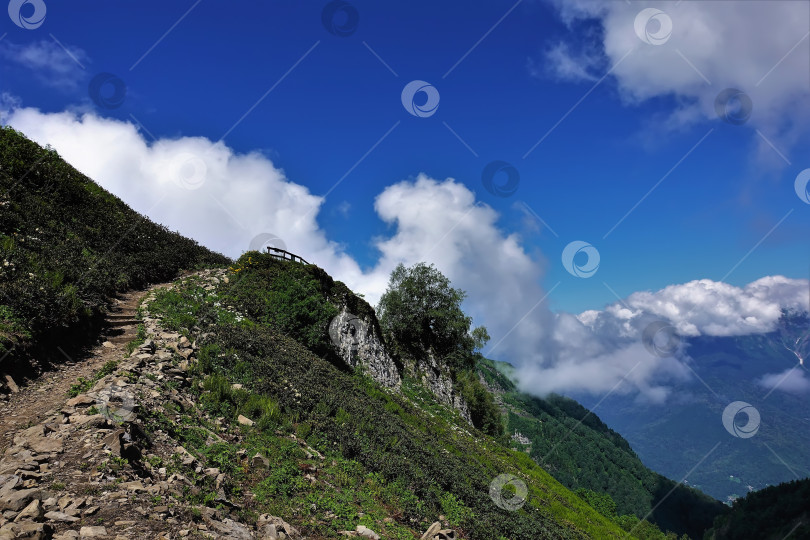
15;522;48;539
411;352;471;424
328;309;401;389
12;426;63;454
257;515;300;539
356;525;380;539
78;526;107;537
0;475;20;495
65;395;95;408
251;453;269;470
43;510;79;523
207;518;253;540
420;523;442;540
3;375;19;394
0;489;40;512
0;522;49;539
13;499;42;522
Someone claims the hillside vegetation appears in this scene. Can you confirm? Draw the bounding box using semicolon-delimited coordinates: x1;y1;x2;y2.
478;360;727;539
705;478;809;539
145;253;636;538
0;127;228;372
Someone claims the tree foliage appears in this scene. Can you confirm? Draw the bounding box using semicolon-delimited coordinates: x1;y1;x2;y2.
376;263;503;437
377;262;485;369
705;478;810;540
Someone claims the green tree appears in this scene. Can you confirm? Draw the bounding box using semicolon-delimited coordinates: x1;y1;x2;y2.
575;488;617;519
377;262;487;369
377;263;503;437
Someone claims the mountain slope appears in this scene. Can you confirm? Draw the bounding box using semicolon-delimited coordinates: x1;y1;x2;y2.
0;127;228;387
0;130;711;538
151;253;631;539
478;359;727;539
705;478;810;539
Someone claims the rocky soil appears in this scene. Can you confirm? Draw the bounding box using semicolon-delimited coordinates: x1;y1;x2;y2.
0;269;459;540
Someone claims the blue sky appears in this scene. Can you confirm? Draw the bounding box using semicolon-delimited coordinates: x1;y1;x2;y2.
1;0;807;313
2;0;810;397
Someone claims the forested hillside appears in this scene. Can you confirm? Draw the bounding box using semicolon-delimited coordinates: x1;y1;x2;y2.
705;478;810;539
478;359;727;539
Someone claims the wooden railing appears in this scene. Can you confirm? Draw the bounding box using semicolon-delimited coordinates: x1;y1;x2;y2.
267;247;310;265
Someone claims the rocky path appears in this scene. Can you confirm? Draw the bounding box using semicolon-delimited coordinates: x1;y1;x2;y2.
0;269;308;540
0;285;162;455
0;269;459;540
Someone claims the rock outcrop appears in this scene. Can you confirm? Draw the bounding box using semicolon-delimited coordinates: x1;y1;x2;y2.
328;308;401;389
409;352;472;424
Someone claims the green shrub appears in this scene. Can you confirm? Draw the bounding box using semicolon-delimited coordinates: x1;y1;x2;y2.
456;368;503;437
439;491;475;528
0;127;229;365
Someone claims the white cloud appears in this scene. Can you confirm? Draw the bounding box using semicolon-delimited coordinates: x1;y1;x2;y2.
533;42;601;82
0;106;548;338
758;368;810;394
371;174;554;356
4;104;808;403
543;0;810;151
604;276;810;337
2;105;367;290
0;40;88;88
515;276;809;400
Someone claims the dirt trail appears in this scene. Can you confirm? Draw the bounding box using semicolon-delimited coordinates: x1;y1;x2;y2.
0;282;170;454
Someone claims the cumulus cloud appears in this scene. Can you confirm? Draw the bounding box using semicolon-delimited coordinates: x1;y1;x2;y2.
0;40;88;88
0;106;549;335
3;104;808;402
2;105;372;295
515;276;810;401
596;276;810;337
371;174;555;357
542;0;810;151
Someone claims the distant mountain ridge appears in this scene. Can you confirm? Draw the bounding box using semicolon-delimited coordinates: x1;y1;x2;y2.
575;312;810;503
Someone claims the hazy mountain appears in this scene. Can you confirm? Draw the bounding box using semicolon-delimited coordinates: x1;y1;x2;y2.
576;312;810;503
